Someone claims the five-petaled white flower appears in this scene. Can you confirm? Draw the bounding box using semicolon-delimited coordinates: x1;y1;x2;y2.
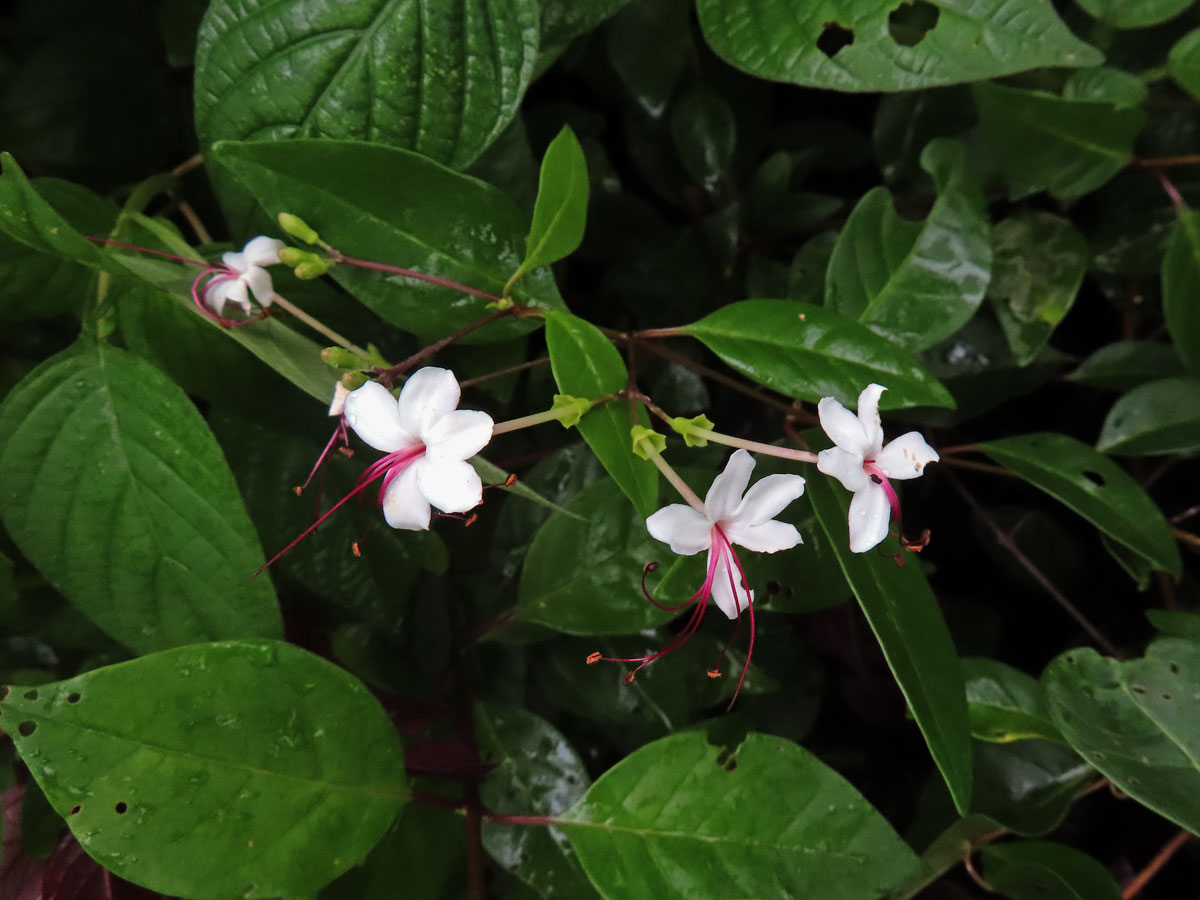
817;384;939;553
646;448;806;618
343;368;494;530
204;236;286;315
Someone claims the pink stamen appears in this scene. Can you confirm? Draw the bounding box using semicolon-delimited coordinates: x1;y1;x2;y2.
864;461;903;531
298;420;351;494
712;529;755;709
86;235;210;268
190;267;269;329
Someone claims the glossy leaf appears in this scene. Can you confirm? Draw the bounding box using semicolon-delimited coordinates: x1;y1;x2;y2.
1074;0;1193;28
0;640;407;899
972;83;1145;200
517;478;689;634
1162;207;1200;376
561;731;919;900
670;88;737;192
539;0;633;59
194;0;538;169
987;212;1088;366
964;658;1061;744
1044;639;1200;835
214;139;565;344
978;433;1181;576
984;841;1122;900
544;311;658;516
1067;340;1185;391
1168;29;1200;102
972;740;1092;837
808;473;973;814
475;703;596;898
0;340;282;654
606;0;690;118
826;139;991;351
518;127;589;277
683;299;956;410
695;0;1100;91
1097;377;1200;455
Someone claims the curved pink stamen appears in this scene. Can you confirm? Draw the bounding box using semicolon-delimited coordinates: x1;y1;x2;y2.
864;461;902;530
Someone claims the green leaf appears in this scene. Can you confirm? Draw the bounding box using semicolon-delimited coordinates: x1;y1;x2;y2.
561;731;919;900
1075;0;1193;28
972;82;1145;200
0;340;282;654
1162;207;1200;376
1168;29;1200;102
214;139;565;344
964;658;1062;744
978;433;1181;576
695;0;1100;92
683;299;956;410
1044;639;1200;835
1067;340;1185;391
670;88;737;192
194;0;537;169
517;478;688;634
807;472;973;814
973;740;1093;837
606;0;691;118
983;841;1122;900
476;703;597;898
1062;66;1147;108
516;126;589;281
0;640;406;899
539;0;632;59
988;212;1088;366
1147;608;1200;642
544;311;657;516
1097;376;1200;455
825;139;991;351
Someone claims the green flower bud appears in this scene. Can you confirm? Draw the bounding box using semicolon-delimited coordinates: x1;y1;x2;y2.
630;425;667;460
277;212;320;245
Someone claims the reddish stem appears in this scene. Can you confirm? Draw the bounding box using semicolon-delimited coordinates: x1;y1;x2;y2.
1123;830;1192;899
335;254;505;302
375;309;515;385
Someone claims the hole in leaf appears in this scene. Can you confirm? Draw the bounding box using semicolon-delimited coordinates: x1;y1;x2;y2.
1162;692;1172;700
66;692;81;704
1169;663;1180;674
766;580;782;595
1132;685;1148;694
1066;655;1076;664
724;758;739;772
114;802;128;815
1082;470;1106;487
69;804;82;816
888;0;939;46
23;690;37;701
17;721;36;737
816;22;854;58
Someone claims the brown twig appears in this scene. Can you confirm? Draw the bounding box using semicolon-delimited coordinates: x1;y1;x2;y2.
1171;527;1200;554
375;309;515;385
1170;502;1200;525
1122;830;1192;899
634;338;801;417
170;154;204;178
457;356;550;388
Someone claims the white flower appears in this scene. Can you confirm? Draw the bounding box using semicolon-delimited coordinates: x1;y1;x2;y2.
205;236;286;315
328;382;350;417
817;384;939;553
645;449;805;618
342;368;494;531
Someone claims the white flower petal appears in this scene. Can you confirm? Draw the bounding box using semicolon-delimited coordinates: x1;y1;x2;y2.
344;381;415;453
398;367;461;436
243;266;276;306
382;463;431;530
223;276;252;314
857;383;886;456
328;382;350;417
423;409;494;461
416;457;483;514
848;484;891;553
220;250;247;273
204;278;234;313
817;446;870;493
704;449;755;522
875;431;939;481
730;473;805;527
724;520;803;554
646;504;712;556
709;546;752;619
818;396;871;456
242;236;285;267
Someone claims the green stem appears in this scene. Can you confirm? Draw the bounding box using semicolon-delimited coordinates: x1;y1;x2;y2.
643;445;705;514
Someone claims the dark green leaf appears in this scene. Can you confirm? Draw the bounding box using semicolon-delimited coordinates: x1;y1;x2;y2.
964;658;1061;744
1044;639;1200;835
1067;340;1185;391
889;815;1002;900
1097;376;1200;455
695;0;1100;92
825;139;991;351
972;83;1145;200
0;341;282;654
983;841;1122;900
561;731;919;900
476;703;597;898
0;640;407;899
988;212;1088;366
539;0;633;59
670;88;737;191
1075;0;1193;28
1102;533;1154;591
978;433;1181;576
520;127;589;275
214;139;565;344
808;473;973;814
683;299;956;410
1168;29;1200;102
544;311;658;516
194;0;537;168
606;0;690;118
1162;207;1200;376
972;740;1092;836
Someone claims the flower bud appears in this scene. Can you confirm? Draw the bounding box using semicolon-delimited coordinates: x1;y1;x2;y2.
277;212;320;245
295;260;330;280
321;347;368;369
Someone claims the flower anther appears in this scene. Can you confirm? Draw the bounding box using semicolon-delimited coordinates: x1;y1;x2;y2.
816;383;939;554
